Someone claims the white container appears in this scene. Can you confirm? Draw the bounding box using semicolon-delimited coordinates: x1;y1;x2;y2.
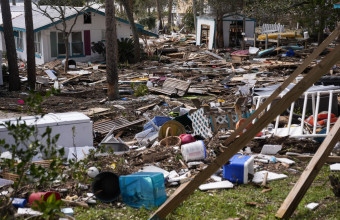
304;31;309;39
0;112;93;150
181;140;207;162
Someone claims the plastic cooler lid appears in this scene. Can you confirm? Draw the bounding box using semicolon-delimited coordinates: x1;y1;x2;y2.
0;115;59;131
45;112;90;125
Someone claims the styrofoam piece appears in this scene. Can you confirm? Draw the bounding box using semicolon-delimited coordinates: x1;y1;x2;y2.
330;163;340;171
44;70;57;80
275;126;303;137
252;171;288;184
187;161;203;168
260;145;282;155
168;172;190;183
199;181;234;191
210;175;222;182
17;208;42;216
276;157;295;165
305;202;319;210
168;170;179;179
0;178;14;187
139;165;170;179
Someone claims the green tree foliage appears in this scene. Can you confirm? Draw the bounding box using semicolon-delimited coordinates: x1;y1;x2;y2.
139;16;156;30
183;7;195;32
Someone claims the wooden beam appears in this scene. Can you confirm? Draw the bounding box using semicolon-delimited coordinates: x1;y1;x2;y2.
224;25;340;147
276;118;340;218
150;40;340;220
290;155;340;163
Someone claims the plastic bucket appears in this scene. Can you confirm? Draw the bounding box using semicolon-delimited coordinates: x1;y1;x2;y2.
29;191;61;206
92;172;120;203
181;140;207;162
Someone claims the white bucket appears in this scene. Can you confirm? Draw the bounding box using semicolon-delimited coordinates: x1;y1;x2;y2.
181;140;207;162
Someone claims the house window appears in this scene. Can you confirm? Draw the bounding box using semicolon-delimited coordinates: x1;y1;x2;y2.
58;32;67;56
71;32;83;56
34;32;41;55
15;31;24;51
84;12;91;24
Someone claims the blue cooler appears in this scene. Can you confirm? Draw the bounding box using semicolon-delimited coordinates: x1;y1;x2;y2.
119;172;167;209
223;155;254;184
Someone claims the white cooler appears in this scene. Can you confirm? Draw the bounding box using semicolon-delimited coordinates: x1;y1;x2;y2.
0;112;93;151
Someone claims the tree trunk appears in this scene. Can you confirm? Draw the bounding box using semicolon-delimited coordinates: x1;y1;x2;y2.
156;0;163;31
121;0;141;63
199;0;203;15
1;0;20;91
24;0;36;90
193;0;197;33
167;0;173;33
106;0;119;100
215;8;224;48
64;37;69;73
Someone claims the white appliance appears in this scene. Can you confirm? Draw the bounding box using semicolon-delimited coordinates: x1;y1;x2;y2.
0;112;93;151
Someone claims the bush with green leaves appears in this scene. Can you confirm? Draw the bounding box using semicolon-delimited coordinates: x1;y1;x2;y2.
139;16;156;30
117;38;135;64
0;90;66;218
131;83;148;97
182;7;195;33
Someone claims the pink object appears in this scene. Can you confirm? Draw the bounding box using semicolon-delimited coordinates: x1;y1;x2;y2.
28;191;61;206
17;100;24;104
179;134;196;145
231;50;249;56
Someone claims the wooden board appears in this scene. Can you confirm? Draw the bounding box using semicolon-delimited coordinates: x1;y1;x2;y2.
276;118;340;218
150;39;340;220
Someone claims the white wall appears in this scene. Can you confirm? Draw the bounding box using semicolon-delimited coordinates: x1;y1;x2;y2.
43;13;133;63
196;18;215;50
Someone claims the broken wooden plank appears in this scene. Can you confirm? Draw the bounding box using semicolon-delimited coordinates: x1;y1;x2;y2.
150;40;340;220
276;118;340;218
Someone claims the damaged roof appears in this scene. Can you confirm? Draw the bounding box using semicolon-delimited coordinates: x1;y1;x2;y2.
0;4;158;37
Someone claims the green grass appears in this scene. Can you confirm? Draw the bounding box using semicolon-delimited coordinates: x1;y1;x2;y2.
75;165;340;220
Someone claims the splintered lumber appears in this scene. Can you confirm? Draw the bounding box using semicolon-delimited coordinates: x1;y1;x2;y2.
276;118;340;218
150;37;340;220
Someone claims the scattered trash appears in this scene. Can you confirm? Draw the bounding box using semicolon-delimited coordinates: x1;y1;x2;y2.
305;202;319;210
199;181;234;191
252;171;288;184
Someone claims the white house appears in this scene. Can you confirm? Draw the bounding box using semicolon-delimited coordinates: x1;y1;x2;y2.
196;14;256;49
0;5;158;65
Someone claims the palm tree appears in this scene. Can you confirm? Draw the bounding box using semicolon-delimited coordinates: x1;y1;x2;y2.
105;0;119;100
119;0;141;63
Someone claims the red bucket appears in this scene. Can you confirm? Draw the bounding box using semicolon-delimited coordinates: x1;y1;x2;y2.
28;191;61;207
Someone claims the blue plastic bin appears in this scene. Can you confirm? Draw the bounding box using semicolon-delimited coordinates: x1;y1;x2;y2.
119;172;167;209
143;116;171;131
223;155;254;184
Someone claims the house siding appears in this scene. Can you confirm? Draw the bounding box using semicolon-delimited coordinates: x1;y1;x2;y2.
42;13;132;63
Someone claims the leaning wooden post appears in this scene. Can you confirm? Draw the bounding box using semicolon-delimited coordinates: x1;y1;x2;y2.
276;118;340;218
265;33;268;49
254;33;256;47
